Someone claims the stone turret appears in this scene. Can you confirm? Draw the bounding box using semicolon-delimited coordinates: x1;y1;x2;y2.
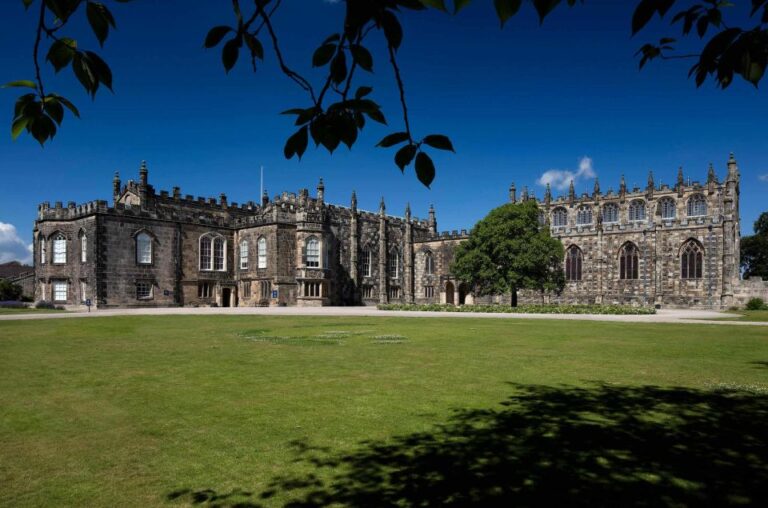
220;193;227;208
619;174;627;199
677;166;684;197
568;180;575;205
428;204;437;235
404;202;414;303
722;153;741;307
378;197;387;304
509;183;516;204
112;171;121;206
707;163;716;194
316;178;325;206
593;178;600;201
521;186;529;202
138;161;149;204
349;190;359;292
646;171;654;199
544;183;552;207
262;189;269;207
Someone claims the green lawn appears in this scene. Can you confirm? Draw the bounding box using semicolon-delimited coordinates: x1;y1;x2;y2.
715;310;768;322
1;316;767;507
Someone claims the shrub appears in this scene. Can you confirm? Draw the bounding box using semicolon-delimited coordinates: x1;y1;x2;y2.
745;298;767;311
0;279;23;301
377;303;656;315
35;300;55;309
0;300;27;309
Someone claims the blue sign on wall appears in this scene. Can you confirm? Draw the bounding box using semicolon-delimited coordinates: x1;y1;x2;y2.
271;290;278;298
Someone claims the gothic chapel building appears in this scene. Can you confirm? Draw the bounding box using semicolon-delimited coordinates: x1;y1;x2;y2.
33;154;758;309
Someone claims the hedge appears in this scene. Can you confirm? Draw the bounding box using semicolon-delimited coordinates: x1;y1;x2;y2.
377;303;656;315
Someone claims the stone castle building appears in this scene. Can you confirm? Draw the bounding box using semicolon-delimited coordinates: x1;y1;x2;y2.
32;154;764;309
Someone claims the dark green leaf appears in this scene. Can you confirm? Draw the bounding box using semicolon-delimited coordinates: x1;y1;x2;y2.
43;96;65;125
381;10;403;49
244;33;264;60
350;45;373;72
2;80;37;89
394;144;417;171
46;38;77;72
84;51;112;91
376;131;409;147
222;37;241;73
72;53;98;96
330;51;347;84
313;44;336;67
205;26;231;48
420;0;447;11
339;113;358;149
453;0;472;14
284;125;309;160
51;94;80;117
532;0;562;23
29;114;57;146
423;134;455;152
11;115;29;140
365;108;387;124
494;0;522;26
323;33;341;45
355;86;372;99
415;151;435;187
86;2;110;46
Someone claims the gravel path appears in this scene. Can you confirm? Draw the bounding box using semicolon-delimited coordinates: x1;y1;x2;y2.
1;306;766;326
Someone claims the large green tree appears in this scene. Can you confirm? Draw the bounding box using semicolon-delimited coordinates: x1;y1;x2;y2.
741;211;768;279
451;200;565;306
5;0;768;186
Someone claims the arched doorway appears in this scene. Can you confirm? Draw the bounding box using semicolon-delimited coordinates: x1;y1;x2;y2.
458;283;469;305
445;281;455;305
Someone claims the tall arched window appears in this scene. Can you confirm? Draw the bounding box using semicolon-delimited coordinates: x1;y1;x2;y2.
213;237;225;270
136;232;152;265
576;206;593;225
424;251;434;275
628;200;646;222
388;250;400;278
687;194;707;217
361;248;372;277
565;245;583;281
240;239;249;269
257;237;267;269
552;207;568;227
200;236;212;270
306;237;320;267
52;233;67;264
602;203;619;223
658;197;676;219
619;242;639;280
80;234;87;263
680;239;704;279
40;237;46;264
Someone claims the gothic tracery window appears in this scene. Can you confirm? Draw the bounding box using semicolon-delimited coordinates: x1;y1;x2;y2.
240;239;249;269
680;239;704;279
213;237;225;270
424;251;434;275
52;233;67;264
687;194;707;217
80;234;87;263
200;236;212;270
552;207;568;227
619;242;639;280
388;250;400;278
602;203;619;223
200;234;226;271
361;248;372;277
576;206;593;226
565;245;583;281
136;232;152;265
258;236;267;269
628;200;646;222
306;237;320;268
659;197;676;219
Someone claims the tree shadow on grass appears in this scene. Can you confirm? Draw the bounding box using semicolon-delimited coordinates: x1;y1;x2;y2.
258;384;768;507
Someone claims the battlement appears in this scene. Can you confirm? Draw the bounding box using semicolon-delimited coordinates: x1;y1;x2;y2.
38;200;109;220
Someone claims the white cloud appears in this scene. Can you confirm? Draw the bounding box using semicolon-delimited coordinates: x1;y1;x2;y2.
537;156;596;192
0;222;33;264
759;174;768;182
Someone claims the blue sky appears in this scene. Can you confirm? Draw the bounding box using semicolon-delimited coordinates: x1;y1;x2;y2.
1;0;766;263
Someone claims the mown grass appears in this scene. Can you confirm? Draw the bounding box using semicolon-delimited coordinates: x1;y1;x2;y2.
1;316;767;506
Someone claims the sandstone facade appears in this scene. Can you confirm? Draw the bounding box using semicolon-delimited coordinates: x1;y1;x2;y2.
33;155;755;309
